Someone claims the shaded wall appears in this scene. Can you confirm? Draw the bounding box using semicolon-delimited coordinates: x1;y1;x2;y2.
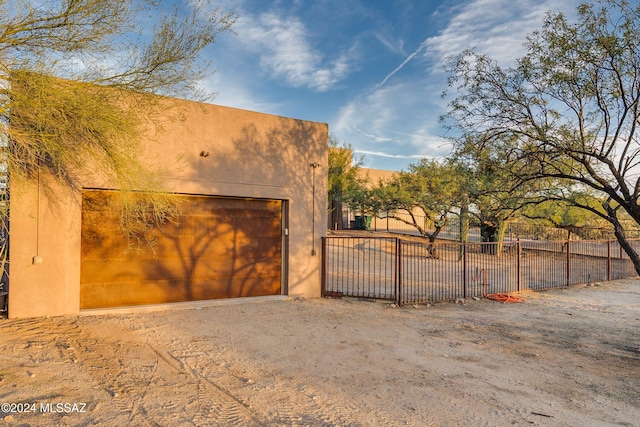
9;99;328;318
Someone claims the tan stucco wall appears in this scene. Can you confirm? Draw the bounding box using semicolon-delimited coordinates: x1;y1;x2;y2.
9;99;328;318
357;167;398;187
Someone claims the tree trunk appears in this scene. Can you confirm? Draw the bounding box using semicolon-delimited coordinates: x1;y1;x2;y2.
427;234;438;258
458;204;469;261
328;196;343;229
495;220;508;257
480;222;497;254
425;224;445;258
610;215;640;276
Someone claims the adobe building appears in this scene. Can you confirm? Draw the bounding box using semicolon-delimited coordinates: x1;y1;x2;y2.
8;97;328;318
331;167;399;230
330;166;435;235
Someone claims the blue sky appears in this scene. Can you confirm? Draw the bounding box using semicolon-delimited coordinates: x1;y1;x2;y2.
200;0;581;171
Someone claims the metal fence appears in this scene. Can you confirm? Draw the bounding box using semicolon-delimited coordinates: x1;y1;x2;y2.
322;236;640;305
361;211;640;242
0;222;7;314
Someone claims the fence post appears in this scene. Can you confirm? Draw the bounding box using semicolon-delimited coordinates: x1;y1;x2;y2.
607;239;612;281
321;237;327;297
566;239;570;286
395;238;402;306
620;242;623;259
517;239;521;292
462;242;467;299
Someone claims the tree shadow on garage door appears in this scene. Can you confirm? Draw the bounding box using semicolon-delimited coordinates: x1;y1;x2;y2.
80;191;283;309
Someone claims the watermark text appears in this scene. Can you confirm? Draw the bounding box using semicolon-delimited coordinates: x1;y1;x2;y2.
1;402;87;414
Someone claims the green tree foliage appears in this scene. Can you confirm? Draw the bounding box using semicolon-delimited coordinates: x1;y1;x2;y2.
345;177;382;219
522;196;612;239
328;136;363;211
443;0;640;273
0;0;236;240
454;137;542;253
376;158;465;256
327;135;367;229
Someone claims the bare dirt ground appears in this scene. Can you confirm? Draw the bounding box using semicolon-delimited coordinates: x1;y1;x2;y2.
1;279;640;426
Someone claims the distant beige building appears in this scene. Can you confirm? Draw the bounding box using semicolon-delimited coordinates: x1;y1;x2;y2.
330;167;433;235
330;167;399;230
9;97;328;318
358;167;399;187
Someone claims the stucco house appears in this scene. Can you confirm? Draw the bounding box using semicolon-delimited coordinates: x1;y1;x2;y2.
7;96;328;318
331;167;399;230
330;166;442;235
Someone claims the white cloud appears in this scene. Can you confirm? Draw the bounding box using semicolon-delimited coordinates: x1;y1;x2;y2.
235;12;355;92
334;85;401;144
331;0;581;171
205;0;583;171
425;0;578;67
371;32;404;55
332;77;450;170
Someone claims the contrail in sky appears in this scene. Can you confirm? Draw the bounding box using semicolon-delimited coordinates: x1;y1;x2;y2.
372;38;429;91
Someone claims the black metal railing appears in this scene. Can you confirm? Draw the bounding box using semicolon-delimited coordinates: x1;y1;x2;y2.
0;223;7;314
351;210;640;242
322;236;640;305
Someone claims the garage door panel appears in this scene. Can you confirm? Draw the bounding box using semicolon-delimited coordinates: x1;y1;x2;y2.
148;236;282;260
193;259;281;280
80;274;282;309
83;257;281;282
154;216;196;237
80;281;178;309
81;236;121;261
81;190;283;309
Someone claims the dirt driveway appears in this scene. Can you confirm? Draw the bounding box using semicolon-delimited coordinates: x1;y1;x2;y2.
1;279;639;426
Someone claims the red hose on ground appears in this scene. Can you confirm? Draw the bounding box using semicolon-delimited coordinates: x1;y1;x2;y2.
473;268;525;303
483;291;525;303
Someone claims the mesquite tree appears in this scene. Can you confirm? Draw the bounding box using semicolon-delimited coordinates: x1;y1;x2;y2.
376;158;466;257
443;0;640;274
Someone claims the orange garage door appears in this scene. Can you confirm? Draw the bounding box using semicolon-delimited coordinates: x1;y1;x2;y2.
80;190;283;309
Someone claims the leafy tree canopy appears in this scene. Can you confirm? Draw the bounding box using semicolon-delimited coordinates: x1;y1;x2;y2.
443;0;640;272
375;158;466;242
0;0;236;239
328;135;364;212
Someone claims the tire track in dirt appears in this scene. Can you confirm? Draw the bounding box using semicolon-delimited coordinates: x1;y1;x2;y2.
5;284;639;426
409;333;613;427
74;338;160;425
41;321;187;426
167;341;404;426
190;376;261;426
0;317;85;391
1;317;83;362
163;348;265;426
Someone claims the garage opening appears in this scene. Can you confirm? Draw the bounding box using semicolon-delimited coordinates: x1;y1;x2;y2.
80;190;285;309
